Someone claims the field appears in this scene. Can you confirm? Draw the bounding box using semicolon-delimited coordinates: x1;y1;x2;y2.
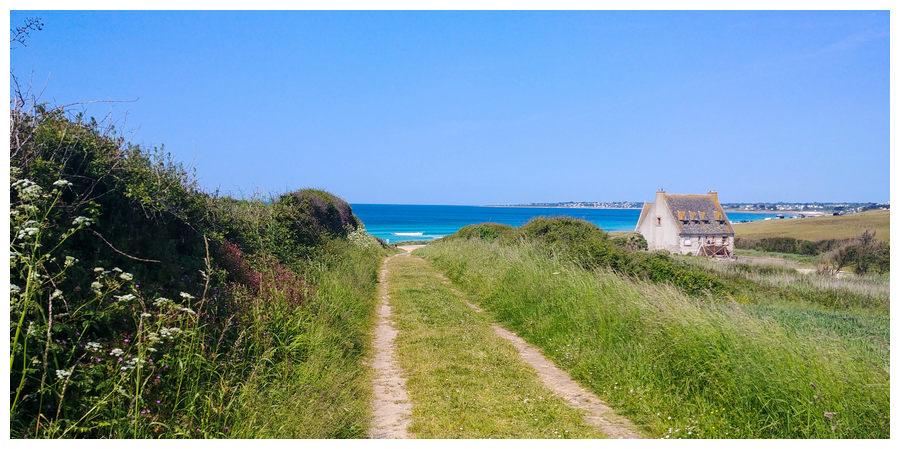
733;210;889;242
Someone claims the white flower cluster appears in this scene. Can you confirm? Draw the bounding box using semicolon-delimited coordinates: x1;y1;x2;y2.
16;220;41;240
55;369;73;379
159;327;182;339
347;225;376;248
180;306;196;315
64;255;77;267
86;342;102;351
72;216;92;227
121;357;146;371
52;179;72;188
154;297;172;307
10;284;21;295
109;348;124;357
179;292;195;300
114;294;136;303
12;179;43;201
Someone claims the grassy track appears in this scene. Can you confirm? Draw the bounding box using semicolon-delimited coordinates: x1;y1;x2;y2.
733;210;889;241
417;239;890;438
386;253;608;439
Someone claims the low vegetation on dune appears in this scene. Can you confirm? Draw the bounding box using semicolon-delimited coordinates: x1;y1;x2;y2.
418;217;889;438
9;99;392;438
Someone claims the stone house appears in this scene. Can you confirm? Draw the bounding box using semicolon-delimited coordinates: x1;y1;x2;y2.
635;190;734;256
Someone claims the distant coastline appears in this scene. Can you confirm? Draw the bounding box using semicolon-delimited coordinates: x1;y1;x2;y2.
484;205;643;210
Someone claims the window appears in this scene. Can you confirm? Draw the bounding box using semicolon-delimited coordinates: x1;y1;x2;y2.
656;216;661;226
722;236;728;244
684;237;691;246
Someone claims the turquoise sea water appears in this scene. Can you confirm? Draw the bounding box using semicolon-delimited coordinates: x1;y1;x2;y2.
351;204;782;243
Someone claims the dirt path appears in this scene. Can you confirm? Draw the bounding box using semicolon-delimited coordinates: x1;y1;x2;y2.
367;247;421;439
490;325;643;439
433;272;643;439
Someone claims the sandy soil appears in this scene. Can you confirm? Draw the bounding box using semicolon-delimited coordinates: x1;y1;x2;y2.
368;250;415;439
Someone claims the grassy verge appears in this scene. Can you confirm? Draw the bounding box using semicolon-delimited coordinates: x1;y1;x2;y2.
228;241;387;438
417;239;890;438
386;253;607;439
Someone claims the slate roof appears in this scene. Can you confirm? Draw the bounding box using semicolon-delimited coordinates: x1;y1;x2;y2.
664;194;733;235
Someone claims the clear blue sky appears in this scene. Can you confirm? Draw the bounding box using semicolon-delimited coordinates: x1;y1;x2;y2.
9;10;890;205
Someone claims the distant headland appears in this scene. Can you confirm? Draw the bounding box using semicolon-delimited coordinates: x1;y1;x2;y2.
486;201;889;214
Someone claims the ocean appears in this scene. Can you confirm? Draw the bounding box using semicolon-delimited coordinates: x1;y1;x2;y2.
350;204;782;243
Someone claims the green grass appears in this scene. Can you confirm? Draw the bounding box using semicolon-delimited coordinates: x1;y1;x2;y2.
733;248;818;264
734;210;889;242
386;254;608;439
417;239;890;438
676;255;890;314
229;241;388;438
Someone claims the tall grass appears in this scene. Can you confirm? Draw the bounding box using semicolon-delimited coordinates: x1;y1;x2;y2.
417;239;890;438
680;256;890;308
228;240;387;438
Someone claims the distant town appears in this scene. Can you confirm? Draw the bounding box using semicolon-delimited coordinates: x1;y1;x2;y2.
491;201;890;214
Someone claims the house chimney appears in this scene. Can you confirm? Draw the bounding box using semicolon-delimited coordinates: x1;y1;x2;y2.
708;190;718;202
655;189;666;204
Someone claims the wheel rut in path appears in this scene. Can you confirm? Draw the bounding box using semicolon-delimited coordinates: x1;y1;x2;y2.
368;248;419;439
434;272;644;439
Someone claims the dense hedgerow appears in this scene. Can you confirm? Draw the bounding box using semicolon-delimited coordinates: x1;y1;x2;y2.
10;98;389;438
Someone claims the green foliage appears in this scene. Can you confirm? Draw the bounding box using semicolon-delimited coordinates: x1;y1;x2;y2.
9;100;389;438
452;217;729;298
453;222;516;242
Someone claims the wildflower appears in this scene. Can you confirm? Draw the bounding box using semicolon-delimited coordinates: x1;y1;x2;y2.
180;307;196;315
115;294;136;303
179;292;195;300
110;348;124;357
10;284;20;294
65;256;77;267
72;216;92;226
154;297;171;306
120;272;133;281
55;369;72;379
51;289;63;299
94;267;105;273
87;342;102;351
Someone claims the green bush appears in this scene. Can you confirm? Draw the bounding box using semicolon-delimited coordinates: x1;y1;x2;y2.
454;222;516;242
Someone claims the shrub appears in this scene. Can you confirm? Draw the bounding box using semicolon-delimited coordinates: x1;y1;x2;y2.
455;222;516;242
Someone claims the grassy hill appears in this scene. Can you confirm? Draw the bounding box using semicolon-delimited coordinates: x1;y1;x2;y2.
733;210;889;242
